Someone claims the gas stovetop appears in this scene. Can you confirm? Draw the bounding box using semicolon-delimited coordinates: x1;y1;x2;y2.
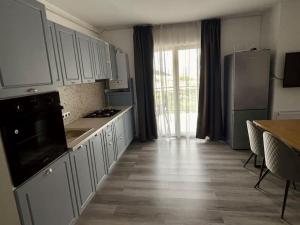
84;109;121;118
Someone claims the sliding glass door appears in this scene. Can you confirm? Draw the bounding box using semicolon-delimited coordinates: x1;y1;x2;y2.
154;47;200;138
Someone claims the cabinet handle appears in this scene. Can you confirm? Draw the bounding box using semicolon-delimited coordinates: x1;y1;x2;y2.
27;88;38;93
45;168;53;175
77;145;83;150
95;133;98;136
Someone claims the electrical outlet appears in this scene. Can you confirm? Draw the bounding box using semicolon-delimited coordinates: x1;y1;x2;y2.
62;112;71;120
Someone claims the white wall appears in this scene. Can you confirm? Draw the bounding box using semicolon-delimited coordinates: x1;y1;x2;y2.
221;15;262;58
261;1;300;118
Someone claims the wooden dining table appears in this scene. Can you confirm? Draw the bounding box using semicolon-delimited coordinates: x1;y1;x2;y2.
254;119;300;153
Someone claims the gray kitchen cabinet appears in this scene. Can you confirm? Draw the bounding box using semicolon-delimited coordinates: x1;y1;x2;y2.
115;116;126;158
111;122;119;160
69;143;95;214
0;0;56;98
103;124;115;170
15;154;78;225
105;43;113;80
76;33;95;83
48;21;63;86
55;24;82;85
109;44;118;80
89;133;106;190
91;39;107;80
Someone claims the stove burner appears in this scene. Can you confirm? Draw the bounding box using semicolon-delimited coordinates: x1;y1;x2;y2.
84;109;121;118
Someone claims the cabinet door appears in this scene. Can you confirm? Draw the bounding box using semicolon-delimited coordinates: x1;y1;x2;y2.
109;44;118;80
116;117;126;157
91;39;101;80
0;0;55;98
69;143;95;214
76;33;95;83
98;40;109;79
103;125;115;169
48;21;63;86
105;42;113;80
91;39;107;80
15;154;77;225
55;24;82;85
111;122;119;160
89;134;106;190
106;139;115;168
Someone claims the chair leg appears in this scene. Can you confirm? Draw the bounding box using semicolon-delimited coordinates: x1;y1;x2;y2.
243;153;254;167
281;180;291;219
259;158;265;179
255;169;270;188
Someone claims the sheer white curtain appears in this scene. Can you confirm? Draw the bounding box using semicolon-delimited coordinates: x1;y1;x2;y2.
153;22;201;138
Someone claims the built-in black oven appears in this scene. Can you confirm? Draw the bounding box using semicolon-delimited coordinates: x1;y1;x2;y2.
0;92;67;187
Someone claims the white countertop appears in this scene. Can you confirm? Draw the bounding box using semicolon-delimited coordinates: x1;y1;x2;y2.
65;106;133;150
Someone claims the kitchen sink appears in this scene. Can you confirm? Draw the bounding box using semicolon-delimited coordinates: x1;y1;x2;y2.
65;128;93;142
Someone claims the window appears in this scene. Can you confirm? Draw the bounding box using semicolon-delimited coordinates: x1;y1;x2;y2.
154;46;200;138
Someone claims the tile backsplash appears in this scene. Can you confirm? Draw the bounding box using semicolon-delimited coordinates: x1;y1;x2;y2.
58;82;106;125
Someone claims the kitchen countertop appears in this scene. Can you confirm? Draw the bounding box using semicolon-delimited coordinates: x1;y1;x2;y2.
65;106;133;150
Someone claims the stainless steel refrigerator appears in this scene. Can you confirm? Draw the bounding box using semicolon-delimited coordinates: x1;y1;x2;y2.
224;50;271;149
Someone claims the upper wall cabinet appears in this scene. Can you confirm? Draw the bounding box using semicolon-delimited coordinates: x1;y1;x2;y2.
55;24;82;86
109;44;118;80
76;33;95;83
105;43;113;80
0;0;57;98
48;21;63;86
92;39;109;80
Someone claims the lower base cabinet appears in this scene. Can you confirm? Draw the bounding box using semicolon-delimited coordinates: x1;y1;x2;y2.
69;143;95;214
103;124;115;170
15;154;78;225
115;116;126;159
15;108;135;225
89;133;106;189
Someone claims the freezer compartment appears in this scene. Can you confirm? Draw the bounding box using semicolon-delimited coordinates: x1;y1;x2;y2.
229;109;268;150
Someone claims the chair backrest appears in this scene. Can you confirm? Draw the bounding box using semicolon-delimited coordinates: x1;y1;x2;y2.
246;120;264;157
263;131;300;182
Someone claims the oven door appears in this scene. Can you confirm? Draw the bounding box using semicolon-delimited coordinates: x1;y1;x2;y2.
1;107;67;187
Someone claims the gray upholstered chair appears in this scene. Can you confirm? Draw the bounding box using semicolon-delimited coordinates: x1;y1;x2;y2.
255;131;300;219
245;121;266;178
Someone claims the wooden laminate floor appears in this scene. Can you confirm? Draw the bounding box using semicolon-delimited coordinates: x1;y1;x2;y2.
76;139;300;225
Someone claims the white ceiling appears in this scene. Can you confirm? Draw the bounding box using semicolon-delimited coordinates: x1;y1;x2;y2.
46;0;279;29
